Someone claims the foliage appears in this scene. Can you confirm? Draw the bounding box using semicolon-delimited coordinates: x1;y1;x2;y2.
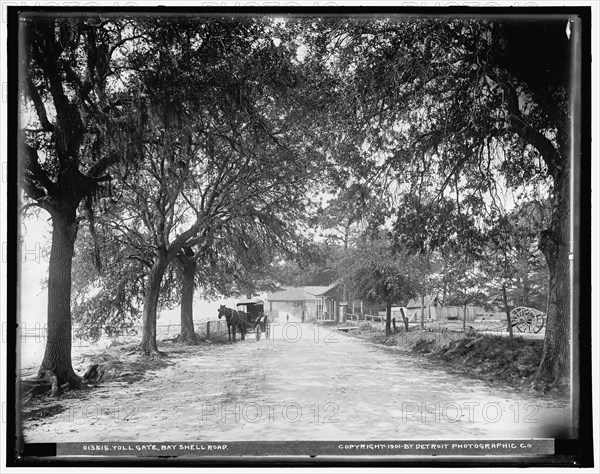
19;15;154;386
20;15;575;381
271;242;338;287
346;236;419;306
480;199;551;311
20;17;148;217
70;17;328;343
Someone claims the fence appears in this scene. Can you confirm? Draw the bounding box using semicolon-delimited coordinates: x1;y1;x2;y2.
435;306;479;322
342;312;503;333
68;319;239;346
399;306;486;323
344;312;453;331
153;320;233;342
205;320;231;342
345;312;420;328
343;306;487;326
86;320;218;344
153;320;225;339
155;322;203;339
345;312;386;326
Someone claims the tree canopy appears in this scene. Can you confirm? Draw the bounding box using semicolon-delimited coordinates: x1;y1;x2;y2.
18;13;579;390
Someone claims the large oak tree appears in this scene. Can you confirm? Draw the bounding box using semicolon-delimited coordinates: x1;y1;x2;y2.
312;17;578;384
19;16;148;394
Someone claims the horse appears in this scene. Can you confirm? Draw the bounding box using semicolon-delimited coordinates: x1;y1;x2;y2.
217;305;248;342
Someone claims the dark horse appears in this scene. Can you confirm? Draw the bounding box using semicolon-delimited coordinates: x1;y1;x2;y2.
217;305;248;342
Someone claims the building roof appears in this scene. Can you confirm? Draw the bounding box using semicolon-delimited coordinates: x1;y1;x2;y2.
309;283;339;298
267;286;332;302
406;295;442;308
267;286;305;302
303;285;333;296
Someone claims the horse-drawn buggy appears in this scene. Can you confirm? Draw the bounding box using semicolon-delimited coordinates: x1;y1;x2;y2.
237;299;270;340
217;298;270;342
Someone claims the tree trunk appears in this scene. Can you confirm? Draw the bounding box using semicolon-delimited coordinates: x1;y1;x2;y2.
342;225;349;326
37;210;83;396
536;168;571;384
341;283;347;324
463;304;467;334
385;300;392;336
442;260;448;302
140;255;169;357
503;282;514;339
420;294;425;335
179;259;197;344
400;307;409;332
522;272;531;307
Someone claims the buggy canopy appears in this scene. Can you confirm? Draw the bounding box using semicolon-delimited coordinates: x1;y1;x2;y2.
236;298;264;306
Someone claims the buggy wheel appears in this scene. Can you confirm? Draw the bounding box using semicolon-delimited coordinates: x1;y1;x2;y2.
255;324;261;341
515;318;528;333
511;307;539;333
532;312;545;333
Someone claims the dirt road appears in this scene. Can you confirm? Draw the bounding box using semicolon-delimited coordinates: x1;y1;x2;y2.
22;323;570;443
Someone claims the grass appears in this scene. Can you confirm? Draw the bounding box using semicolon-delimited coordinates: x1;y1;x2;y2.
21;341;176;422
346;324;567;398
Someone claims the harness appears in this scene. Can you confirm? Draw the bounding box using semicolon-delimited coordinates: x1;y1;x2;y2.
222;307;250;328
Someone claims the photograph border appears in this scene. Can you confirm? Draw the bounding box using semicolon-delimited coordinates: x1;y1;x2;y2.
4;3;594;468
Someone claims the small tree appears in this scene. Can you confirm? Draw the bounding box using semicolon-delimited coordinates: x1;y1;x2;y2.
478;199;551;339
317;184;392;323
442;254;487;334
346;237;419;336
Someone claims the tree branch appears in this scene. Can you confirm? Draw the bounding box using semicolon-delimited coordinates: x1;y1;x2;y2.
20;142;57;196
498;74;563;176
24;75;54;132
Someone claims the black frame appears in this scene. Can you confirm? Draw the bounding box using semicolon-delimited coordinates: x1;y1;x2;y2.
5;4;593;468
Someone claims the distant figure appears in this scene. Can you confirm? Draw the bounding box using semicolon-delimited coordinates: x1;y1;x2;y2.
286;314;289;322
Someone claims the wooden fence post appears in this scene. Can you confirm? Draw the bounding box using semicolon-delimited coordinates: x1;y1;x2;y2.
502;283;514;339
400;307;409;332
